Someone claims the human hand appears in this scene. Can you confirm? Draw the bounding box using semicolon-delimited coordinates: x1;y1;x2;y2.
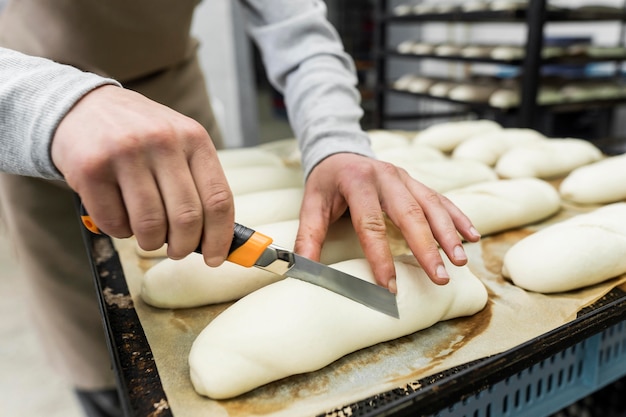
294;153;480;293
51;85;234;266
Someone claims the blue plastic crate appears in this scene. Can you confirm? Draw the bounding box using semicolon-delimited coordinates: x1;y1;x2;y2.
429;321;626;417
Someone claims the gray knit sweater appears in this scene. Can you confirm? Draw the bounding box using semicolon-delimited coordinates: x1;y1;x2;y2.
0;0;374;180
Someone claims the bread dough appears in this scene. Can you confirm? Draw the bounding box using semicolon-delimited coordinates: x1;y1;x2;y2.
502;203;626;293
375;143;446;169
367;129;411;153
444;178;561;236
452;128;545;166
559;153;626;204
448;84;498;103
405;159;498;192
413;119;502;152
429;81;459;97
495;138;603;179
189;253;488;399
224;165;304;195
217;147;284;169
234;187;303;226
140;218;367;308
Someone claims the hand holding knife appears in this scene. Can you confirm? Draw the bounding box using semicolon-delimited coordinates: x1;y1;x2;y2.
80;204;399;318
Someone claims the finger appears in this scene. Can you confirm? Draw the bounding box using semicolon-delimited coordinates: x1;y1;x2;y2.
78;182;131;238
189;144;234;267
379;173;448;286
118;170;168;251
294;186;333;263
439;195;482;243
342;178;396;291
400;177;468;268
154;160;203;260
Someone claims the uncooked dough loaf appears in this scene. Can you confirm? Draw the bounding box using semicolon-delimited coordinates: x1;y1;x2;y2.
559;153;626;204
451;128;545;166
502;203;626;293
217;147;284;169
444;178;561;236
413;119;502;152
224;165;304;195
375;143;446;169
189;254;488;399
404;159;498;192
495;138;602;179
141;218;366;308
234;187;303;226
367;129;411;153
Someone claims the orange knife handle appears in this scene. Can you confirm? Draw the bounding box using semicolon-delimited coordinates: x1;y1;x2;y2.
226;223;273;268
80;204;101;234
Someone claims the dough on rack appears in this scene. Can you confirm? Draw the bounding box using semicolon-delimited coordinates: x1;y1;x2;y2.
404;159;498;192
495;138;602;179
367;129;411;153
224;165;304;195
234;187;303;226
217;147;284;169
502;203;626;293
451;128;545;166
559;153;626;205
375;143;446;169
189;254;488;399
412;119;502;152
444;178;561;236
140;218;366;308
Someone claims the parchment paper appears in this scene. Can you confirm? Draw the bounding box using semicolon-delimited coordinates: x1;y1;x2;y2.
110;197;626;417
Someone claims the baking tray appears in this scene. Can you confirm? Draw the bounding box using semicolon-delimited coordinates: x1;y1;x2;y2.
80;211;626;417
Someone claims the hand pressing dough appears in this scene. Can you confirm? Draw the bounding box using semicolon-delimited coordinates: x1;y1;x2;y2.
559;153;626;204
217;147;284;169
224;165;304;195
141;218;366;308
413;119;502;152
451;128;545;166
234;187;303;226
502;203;626;293
404;159;498;192
495;138;602;179
189;254;488;399
444;178;561;236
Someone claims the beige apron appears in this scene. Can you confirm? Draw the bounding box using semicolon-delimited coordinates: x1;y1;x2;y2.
0;0;222;390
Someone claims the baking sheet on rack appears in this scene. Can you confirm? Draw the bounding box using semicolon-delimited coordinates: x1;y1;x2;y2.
112;201;626;417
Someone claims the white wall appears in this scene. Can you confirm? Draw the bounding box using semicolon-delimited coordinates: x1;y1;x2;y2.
191;1;258;148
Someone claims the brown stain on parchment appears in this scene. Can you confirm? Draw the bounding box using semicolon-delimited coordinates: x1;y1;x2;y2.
384;297;493;387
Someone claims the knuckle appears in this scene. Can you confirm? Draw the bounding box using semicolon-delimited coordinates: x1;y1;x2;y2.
132;213;166;236
170;205;203;230
202;186;233;215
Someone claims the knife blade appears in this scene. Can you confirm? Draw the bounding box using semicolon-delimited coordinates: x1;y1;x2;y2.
226;223;399;318
79;204;399;318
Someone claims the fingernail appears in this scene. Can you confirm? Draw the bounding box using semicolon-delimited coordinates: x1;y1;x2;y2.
470;226;481;239
436;265;449;281
388;278;397;294
453;245;467;262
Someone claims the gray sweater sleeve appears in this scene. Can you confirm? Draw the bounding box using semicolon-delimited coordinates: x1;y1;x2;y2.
0;47;120;179
239;0;375;178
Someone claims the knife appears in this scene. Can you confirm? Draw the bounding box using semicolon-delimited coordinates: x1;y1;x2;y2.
80;207;399;318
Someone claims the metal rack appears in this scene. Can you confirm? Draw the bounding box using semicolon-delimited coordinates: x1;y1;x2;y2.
373;0;626;135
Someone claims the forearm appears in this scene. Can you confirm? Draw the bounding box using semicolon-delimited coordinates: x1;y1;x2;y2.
240;0;375;178
0;47;120;179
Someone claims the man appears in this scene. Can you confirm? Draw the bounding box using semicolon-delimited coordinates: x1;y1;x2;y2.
0;1;479;415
